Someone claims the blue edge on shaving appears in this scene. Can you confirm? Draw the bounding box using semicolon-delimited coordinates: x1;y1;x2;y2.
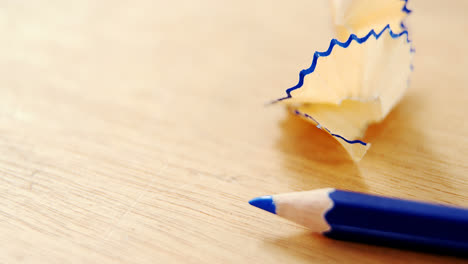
273;0;414;147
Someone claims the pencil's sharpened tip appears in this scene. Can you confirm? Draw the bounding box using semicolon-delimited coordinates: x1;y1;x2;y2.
249;195;276;214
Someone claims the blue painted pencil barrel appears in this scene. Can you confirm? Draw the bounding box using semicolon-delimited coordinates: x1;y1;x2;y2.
325;190;468;255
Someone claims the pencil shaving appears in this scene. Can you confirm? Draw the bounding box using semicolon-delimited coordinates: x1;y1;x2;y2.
276;0;413;161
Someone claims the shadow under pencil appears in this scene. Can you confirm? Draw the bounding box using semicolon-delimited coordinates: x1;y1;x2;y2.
266;231;467;263
325;230;468;259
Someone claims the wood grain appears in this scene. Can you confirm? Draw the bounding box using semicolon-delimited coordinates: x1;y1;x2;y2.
0;0;467;263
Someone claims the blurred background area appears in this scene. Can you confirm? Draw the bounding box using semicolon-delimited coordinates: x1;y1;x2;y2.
0;0;333;135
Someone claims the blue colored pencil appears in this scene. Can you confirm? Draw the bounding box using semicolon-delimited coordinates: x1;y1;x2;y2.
249;188;468;255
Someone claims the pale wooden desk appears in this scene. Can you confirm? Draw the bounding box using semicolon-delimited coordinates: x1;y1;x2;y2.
0;1;467;263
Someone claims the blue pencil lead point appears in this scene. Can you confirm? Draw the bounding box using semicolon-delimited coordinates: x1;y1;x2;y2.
249;195;276;214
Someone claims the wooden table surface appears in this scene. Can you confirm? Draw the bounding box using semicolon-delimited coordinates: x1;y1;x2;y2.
1;1;467;263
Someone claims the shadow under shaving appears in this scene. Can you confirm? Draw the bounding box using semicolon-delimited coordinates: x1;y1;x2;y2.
275;111;366;190
277;92;428;165
361;93;452;186
274;90;437;191
277;112;352;163
363;93;425;149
